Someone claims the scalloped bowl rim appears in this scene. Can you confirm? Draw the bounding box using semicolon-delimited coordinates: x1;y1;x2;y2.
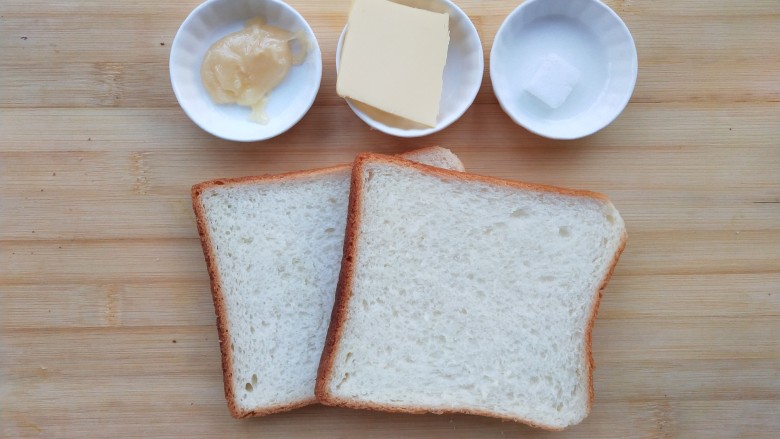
490;0;638;140
169;0;323;142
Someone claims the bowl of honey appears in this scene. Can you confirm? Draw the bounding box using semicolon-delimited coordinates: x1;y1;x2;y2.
170;0;322;142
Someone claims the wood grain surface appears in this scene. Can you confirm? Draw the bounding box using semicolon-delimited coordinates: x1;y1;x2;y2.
1;0;779;437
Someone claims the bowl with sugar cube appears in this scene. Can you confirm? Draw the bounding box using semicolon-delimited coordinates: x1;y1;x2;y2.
490;0;637;139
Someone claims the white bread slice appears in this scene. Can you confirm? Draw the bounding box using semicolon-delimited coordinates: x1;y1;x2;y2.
316;153;626;430
191;147;464;418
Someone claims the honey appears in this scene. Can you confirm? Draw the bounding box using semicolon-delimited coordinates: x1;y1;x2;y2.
201;18;307;123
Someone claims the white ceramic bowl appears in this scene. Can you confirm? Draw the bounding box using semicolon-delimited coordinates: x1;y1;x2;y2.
336;0;483;138
490;0;637;139
170;0;322;142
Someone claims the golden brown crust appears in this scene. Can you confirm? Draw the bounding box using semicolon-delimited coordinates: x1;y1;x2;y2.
584;228;627;412
314;155;366;401
191;183;237;417
350;153;612;201
315;152;627;429
316;398;566;431
191;164;352;195
230;398;319;419
189;146;458;197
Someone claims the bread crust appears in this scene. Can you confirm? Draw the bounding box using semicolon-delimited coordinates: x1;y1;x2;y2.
354;152;612;201
314;158;366;402
192;148;460;419
584;227;627;412
315;153;627;430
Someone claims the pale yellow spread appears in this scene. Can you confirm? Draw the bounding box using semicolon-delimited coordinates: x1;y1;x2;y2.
201;18;307;123
336;0;449;128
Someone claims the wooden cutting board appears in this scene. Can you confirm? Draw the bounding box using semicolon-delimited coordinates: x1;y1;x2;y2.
1;0;778;437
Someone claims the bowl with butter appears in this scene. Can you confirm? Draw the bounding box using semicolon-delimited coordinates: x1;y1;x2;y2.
170;0;322;142
490;0;637;139
336;0;483;137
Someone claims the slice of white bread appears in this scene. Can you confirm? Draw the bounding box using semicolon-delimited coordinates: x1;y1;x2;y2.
316;153;626;430
191;147;464;418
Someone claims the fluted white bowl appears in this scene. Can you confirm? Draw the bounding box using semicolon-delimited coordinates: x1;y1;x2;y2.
490;0;637;139
170;0;322;142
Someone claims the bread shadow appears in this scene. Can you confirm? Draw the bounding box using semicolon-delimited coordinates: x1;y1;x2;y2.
238;404;562;437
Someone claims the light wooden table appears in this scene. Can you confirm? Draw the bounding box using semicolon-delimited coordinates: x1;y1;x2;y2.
2;1;778;437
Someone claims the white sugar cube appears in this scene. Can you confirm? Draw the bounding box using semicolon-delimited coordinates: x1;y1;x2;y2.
525;53;581;109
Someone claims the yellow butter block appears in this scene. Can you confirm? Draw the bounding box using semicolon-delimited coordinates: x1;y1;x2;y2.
337;0;450;128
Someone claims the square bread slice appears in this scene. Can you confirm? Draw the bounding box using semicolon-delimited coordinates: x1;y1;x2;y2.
191;147;464;418
316;153;626;430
